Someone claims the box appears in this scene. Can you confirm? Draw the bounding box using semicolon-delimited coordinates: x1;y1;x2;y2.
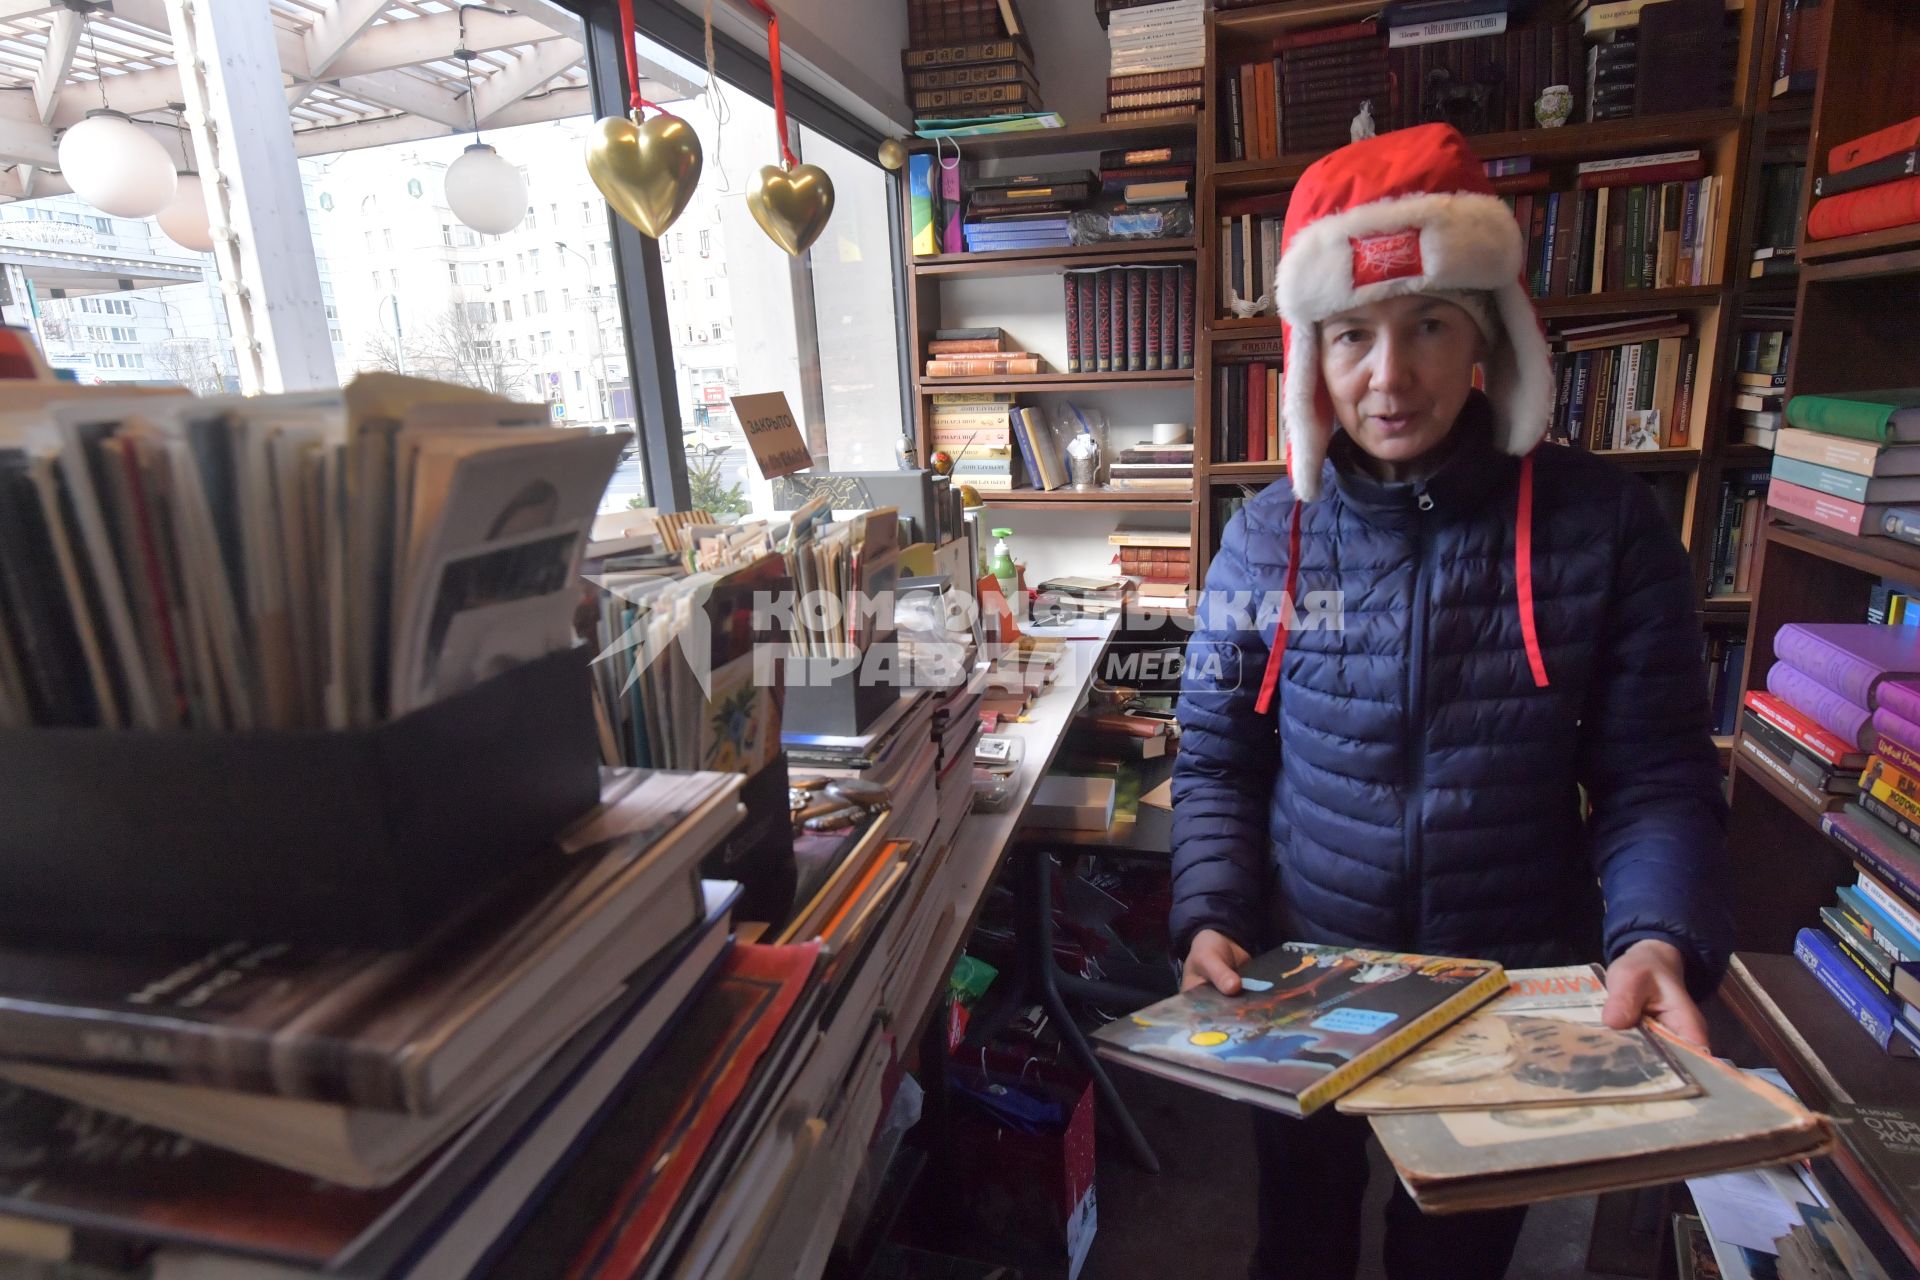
1028;774;1117;832
700;752;796;924
783;645;910;738
0;649;600;947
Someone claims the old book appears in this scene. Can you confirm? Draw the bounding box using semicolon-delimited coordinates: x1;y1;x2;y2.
1338;965;1699;1114
924;355;1044;376
1093;944;1506;1117
0;769;740;1112
1370;1029;1832;1213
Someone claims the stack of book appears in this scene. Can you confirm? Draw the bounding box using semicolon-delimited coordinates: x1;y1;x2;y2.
1097;141;1196;207
924;327;1045;379
1801;791;1920;1057
1036;574;1130;619
929;390;1028;492
1733;327;1790;447
1215;193;1289;317
931;675;984;856
1222;19;1388;161
1105;0;1204;124
1110;440;1193;493
1706;468;1768;598
1738;688;1868;814
1581;0;1736;119
1062;265;1196;375
1212;337;1283;465
902;1;1041;124
1544;313;1698;451
1807;114;1920;243
1502;152;1724;301
0;774;764;1277
1760;625;1920;799
1111;525;1191;609
1751;162;1806;281
1584;18;1637;122
1772;391;1920;538
964;168;1087;251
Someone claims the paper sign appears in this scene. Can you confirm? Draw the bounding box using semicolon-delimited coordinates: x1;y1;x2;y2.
729;391;813;480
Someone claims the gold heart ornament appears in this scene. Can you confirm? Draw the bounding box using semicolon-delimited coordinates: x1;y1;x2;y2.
747;162;835;257
585;111;703;239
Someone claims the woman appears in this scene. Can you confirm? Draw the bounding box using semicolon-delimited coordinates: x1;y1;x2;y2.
1169;124;1731;1280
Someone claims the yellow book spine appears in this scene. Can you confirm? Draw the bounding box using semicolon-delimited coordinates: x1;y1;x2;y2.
1294;965;1509;1116
1866;768;1920;827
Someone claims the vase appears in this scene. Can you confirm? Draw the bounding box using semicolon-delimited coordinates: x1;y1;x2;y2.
1535;85;1572;129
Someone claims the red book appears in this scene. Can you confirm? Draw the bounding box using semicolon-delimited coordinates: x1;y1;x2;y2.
1095;271;1113;373
1269;19;1377;52
1830;114;1920;176
1064;273;1082;374
1144;268;1163;372
1745;690;1868;769
1246;361;1267;462
1767;475;1873;536
567;943;818;1280
1489;171;1553;196
1577;160;1709;190
1806;174;1920;241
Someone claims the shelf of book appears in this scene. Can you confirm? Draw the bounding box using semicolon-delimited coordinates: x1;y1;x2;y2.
1799;240;1920;280
1730;742;1831;834
1205;316;1284;337
1768;515;1920;585
1210;0;1384;39
1702;594;1754;613
917;372;1195;390
973;488;1194;508
1534;286;1726;319
1723;953;1920;1274
905;118;1196;162
1209;460;1285;479
910;238;1199;278
1593;447;1704;471
1210;111;1749;196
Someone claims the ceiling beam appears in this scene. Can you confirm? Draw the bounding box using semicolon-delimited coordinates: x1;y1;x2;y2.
302;0;388;81
330;69;469;128
324;10;564;79
0;113;56;167
291;84;588;157
51;63;179;128
470;38;580;126
33;8;82;124
0;1;59;18
504;1;583;42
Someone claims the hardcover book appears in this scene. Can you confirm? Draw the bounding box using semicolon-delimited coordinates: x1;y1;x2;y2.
1092;944;1506;1117
1337;965;1699;1114
1773;622;1920;710
1370;1030;1832;1214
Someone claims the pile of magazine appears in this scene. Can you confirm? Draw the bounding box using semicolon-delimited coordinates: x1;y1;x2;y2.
1096;948;1836;1213
0;374;626;731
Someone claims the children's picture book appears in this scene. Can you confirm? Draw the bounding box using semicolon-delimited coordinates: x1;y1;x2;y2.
1091;943;1506;1118
1369;1029;1833;1214
1338;965;1700;1114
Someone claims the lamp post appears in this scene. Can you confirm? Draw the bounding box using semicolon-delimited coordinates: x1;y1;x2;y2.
554;240;612;421
378;293;404;375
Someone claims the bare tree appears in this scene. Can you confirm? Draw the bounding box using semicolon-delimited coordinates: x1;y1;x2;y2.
413;299;530;397
146;339;226;396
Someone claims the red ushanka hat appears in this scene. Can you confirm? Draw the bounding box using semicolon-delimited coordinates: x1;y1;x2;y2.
1275;123;1554;500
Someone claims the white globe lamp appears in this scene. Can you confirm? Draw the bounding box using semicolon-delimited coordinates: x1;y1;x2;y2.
444;143;525;235
59;109;176;219
156;171;214;252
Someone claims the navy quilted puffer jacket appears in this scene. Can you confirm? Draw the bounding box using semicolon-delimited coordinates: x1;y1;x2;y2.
1171;392;1731;987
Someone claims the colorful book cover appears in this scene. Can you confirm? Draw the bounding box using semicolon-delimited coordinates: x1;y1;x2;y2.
1092;943;1505;1118
1076;273;1097;378
565;943;819;1280
1776;623;1920;710
1064;272;1082;374
1877;679;1920;729
907;154;936;256
1794;928;1916;1056
940;158;964;254
1338;965;1698;1114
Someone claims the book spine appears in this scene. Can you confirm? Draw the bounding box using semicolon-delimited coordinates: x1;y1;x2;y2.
1767;658;1874;749
1767;476;1869;537
1246;361;1267;463
1795;928;1905;1052
1065;273;1082;375
1874;704;1920;762
1786;395;1895;442
1007;406;1043;492
1773;624;1883;709
1077;273;1097;379
1739;734;1835;812
1095;272;1113;373
1126;267;1146;372
1143;267;1163;372
1858;872;1920;946
1830;116;1920;176
1294;965;1509;1116
1867;764;1920;830
1807;176;1920;241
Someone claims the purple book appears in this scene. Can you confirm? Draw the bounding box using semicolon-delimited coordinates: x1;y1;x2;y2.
1878;679;1920;727
1769;659;1875;751
1773;623;1920;710
1874;704;1920;762
940;162;963;254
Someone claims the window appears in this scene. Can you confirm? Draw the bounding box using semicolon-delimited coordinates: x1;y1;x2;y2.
516;252;524;273
528;248;540;271
674;232;684;254
489;302;498;323
503;299;513;322
710;322;722;340
534;290;547;314
384;229;394;250
549;203;559;225
364;231;375;251
329;328;343;341
588;243;598;266
448;264;459;284
699;230;710;254
526;206;537;229
541;331;553;353
574;370;583;390
371;271;380;289
442;224;453;246
580;200;591;223
508;337;518;357
391;269;400;288
561;288;571;310
89;216;109;233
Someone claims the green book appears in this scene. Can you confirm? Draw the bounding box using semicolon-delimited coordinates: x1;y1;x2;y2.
1786;390;1920;443
1625;186;1646;292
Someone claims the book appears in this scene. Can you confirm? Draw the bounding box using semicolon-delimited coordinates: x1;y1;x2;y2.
1815;148;1920;199
1795;927;1917;1057
924;355;1044;376
1774;428;1920;478
1829;114;1920;176
1092;944;1506;1118
1767;658;1874;751
1772;622;1920;710
1370;1028;1832;1214
1833;1101;1920;1235
1808;175;1920;240
1745;690;1868;769
0;769;740;1112
1787;390;1920;444
1767;475;1882;538
1337;965;1697;1114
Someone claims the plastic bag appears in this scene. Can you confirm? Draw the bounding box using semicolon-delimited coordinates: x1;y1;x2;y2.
1069;200;1194;244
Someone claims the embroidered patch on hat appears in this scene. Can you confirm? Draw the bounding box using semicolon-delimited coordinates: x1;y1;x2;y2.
1349;228;1423;287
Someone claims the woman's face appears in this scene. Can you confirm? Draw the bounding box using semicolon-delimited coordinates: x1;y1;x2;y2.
1318;293;1486;473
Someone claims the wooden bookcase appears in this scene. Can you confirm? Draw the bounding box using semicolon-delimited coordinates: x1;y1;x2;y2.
1715;0;1920;1266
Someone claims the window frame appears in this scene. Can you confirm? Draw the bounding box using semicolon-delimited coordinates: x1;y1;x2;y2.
572;0;909;513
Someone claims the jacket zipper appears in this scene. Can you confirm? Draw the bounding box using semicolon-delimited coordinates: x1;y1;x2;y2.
1404;489;1436;946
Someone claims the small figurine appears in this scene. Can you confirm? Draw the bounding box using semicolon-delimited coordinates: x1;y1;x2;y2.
1350;99;1377;142
929;449;955;476
1536;85;1573;129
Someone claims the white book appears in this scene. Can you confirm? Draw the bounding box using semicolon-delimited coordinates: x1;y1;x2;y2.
1576;149;1703;176
1387;12;1508;46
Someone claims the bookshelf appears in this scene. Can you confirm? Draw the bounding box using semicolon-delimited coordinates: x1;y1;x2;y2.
1717;0;1920;1268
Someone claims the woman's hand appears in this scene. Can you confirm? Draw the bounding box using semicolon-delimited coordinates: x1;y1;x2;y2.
1182;928;1253;994
1602;938;1708;1050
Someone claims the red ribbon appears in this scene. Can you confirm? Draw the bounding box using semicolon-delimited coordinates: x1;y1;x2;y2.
615;0;664;115
740;0;799;169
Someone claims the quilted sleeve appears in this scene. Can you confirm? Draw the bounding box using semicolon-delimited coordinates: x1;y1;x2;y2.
1170;507;1282;956
1578;477;1732;994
